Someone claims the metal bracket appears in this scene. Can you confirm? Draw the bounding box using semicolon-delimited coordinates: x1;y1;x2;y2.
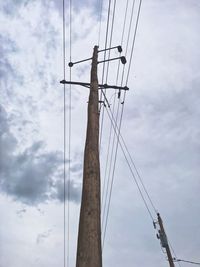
60;80;129;91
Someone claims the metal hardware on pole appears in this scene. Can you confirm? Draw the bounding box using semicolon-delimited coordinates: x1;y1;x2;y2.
157;213;175;267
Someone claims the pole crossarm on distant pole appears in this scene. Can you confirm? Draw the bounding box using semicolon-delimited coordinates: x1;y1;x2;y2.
60;80;129;91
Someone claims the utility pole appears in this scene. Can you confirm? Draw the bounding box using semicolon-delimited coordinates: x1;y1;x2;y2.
60;44;127;267
157;213;175;267
76;45;102;267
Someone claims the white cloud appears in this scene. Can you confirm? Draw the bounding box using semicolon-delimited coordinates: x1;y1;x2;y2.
0;0;200;267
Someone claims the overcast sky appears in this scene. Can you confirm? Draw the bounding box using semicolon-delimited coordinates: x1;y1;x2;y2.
0;0;200;267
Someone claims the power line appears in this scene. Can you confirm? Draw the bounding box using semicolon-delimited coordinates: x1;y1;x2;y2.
101;0;129;224
120;0;136;86
102;94;121;233
126;0;143;85
67;0;72;266
104;105;155;221
169;240;182;267
99;0;112;147
62;1;66;267
119;128;157;213
62;0;72;266
102;0;144;246
105;0;117;82
174;259;200;265
98;0;104;46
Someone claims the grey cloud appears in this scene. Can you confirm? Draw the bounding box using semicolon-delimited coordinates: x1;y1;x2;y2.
36;229;52;244
0;105;81;205
0;35;16;80
16;208;27;217
0;0;30;15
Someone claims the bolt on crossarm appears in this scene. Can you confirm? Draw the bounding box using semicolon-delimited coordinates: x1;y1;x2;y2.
76;45;102;267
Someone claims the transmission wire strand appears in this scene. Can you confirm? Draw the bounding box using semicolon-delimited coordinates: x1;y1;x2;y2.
104;0;147;245
120;0;136;86
103;0;136;225
62;0;66;267
126;0;142;85
67;0;72;266
102;0;142;246
101;0;117;218
98;0;104;46
105;0;117;83
105;106;155;221
175;259;200;265
101;0;129;228
99;0;112;147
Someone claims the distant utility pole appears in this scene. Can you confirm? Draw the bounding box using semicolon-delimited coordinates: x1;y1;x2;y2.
157;213;175;267
76;45;102;267
60;44;128;267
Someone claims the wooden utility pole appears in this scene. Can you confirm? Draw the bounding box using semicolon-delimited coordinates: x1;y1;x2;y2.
157;213;175;267
76;45;102;267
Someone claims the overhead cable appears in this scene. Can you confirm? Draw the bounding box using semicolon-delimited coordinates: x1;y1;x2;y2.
99;0;112;147
62;0;66;267
101;0;129;229
126;0;143;85
67;0;72;266
98;0;104;46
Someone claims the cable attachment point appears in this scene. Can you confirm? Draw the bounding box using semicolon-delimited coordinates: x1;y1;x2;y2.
118;90;121;99
117;45;122;53
153;221;157;229
68;62;73;67
121;56;127;64
99;100;106;107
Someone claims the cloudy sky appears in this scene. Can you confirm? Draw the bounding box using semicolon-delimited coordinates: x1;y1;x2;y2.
0;0;200;266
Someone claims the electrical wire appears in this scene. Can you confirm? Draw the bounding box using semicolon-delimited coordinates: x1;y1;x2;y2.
104;105;155;221
101;0;129;222
98;0;104;46
168;240;182;267
119;0;136;86
174;259;200;265
105;0;117;82
99;0;112;148
62;0;72;266
102;94;121;231
126;0;143;85
62;1;66;267
67;0;72;266
102;0;144;246
119;128;157;213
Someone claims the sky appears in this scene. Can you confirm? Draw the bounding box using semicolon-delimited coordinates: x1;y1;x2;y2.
0;0;200;267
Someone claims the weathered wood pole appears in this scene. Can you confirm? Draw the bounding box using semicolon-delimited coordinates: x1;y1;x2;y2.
157;213;175;267
76;45;102;267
